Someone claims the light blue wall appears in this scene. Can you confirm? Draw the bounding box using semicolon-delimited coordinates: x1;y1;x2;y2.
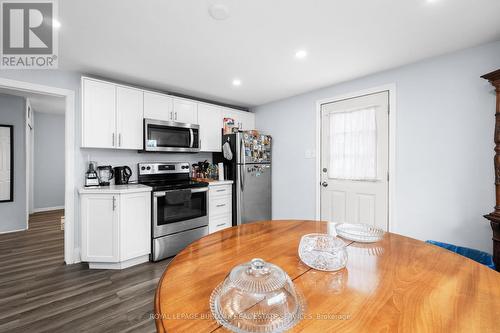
33;112;65;210
0;94;26;232
253;41;500;253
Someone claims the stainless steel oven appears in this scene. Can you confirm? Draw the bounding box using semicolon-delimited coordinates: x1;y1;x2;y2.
153;188;208;237
138;162;208;261
144;119;200;152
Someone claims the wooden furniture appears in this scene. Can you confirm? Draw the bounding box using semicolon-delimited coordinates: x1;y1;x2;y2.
81;76;255;152
79;184;151;269
154;220;500;332
208;181;233;233
482;69;500;272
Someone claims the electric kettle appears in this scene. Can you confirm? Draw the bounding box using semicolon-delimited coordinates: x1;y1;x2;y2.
113;166;132;185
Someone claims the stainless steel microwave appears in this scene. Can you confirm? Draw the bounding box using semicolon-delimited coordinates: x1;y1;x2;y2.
143;119;200;152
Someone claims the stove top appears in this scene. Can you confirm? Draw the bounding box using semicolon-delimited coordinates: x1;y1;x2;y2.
140;180;208;191
137;162;209;191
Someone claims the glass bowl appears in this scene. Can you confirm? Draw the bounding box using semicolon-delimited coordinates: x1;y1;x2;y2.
298;233;348;271
335;223;384;243
209;258;305;333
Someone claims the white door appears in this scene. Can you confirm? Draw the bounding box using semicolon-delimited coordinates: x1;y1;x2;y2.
0;126;11;201
320;91;389;231
116;86;144;150
173;98;198;124
144;91;173;122
81;194;119;262
82;79;116;148
198;103;222;152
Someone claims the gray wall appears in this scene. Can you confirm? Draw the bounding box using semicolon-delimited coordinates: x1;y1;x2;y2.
253;40;500;253
0;94;26;233
33;112;65;210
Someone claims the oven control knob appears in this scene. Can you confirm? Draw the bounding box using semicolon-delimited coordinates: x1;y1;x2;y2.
147;166;151;170
141;166;146;171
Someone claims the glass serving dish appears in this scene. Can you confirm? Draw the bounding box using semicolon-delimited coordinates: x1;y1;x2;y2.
209;258;305;333
335;223;384;243
298;234;348;271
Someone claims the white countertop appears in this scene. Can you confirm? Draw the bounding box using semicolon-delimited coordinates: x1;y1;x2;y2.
79;184;152;194
207;180;234;186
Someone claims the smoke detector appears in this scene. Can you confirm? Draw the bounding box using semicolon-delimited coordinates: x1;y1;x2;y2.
209;4;230;20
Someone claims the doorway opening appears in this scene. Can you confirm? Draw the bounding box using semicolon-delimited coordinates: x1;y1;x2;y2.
0;78;75;264
316;85;396;231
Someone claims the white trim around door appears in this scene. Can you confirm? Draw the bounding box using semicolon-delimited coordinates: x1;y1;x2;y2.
315;84;397;231
0;77;76;264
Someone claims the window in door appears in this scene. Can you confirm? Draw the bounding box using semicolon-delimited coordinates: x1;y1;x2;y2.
329;107;377;180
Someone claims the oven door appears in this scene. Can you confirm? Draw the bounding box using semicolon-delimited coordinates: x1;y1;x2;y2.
153;187;208;238
144;119;200;152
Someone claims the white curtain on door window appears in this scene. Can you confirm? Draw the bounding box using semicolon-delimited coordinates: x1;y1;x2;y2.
329;107;377;180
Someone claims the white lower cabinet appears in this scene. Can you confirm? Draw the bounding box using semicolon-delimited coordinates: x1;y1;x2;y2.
80;186;151;269
208;182;233;234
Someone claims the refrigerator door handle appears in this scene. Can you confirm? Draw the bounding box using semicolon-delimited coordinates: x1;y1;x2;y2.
236;165;243;225
240;135;245;165
240;164;245;192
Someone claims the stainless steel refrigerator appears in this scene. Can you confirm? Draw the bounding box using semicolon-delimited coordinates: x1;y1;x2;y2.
217;131;272;225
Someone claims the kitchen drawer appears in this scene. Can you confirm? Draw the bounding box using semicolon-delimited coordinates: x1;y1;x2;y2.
210;215;231;233
209;185;232;198
210;197;231;217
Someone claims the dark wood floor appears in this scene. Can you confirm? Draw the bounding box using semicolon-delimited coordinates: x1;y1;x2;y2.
0;210;171;333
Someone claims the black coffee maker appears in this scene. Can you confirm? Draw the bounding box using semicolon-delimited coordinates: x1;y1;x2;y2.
113;166;132;185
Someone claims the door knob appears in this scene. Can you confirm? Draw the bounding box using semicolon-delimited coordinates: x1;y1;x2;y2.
321;181;328;187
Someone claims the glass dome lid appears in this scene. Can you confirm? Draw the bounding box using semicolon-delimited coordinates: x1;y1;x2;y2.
210;258;305;333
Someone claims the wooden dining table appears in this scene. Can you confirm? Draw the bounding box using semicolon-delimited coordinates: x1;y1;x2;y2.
154;220;500;332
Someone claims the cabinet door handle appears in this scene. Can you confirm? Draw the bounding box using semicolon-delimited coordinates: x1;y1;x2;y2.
216;204;226;208
175;112;178;121
112;133;115;147
216;223;226;227
112;196;116;211
216;189;226;192
118;133;122;147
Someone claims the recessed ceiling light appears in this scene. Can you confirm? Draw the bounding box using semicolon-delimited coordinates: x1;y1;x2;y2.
295;49;308;59
232;79;241;86
53;19;61;28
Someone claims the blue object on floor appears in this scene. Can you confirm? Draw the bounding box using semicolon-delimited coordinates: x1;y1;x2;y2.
426;240;495;270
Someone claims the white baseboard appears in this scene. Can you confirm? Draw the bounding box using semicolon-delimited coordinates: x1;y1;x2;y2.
0;227;27;234
32;205;65;213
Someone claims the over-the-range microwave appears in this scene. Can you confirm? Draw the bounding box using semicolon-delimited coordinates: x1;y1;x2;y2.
143;119;200;153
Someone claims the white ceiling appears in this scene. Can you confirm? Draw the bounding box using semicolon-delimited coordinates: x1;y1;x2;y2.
58;0;500;107
0;88;65;114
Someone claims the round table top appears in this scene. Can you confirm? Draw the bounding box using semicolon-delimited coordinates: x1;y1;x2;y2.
154;220;500;332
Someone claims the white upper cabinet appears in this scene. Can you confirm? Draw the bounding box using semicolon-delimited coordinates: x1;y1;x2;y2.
81;76;253;152
82;77;144;150
173;98;198;124
198;103;222;152
222;108;255;131
82;78;116;148
116;86;144;150
238;110;256;131
143;91;173;122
